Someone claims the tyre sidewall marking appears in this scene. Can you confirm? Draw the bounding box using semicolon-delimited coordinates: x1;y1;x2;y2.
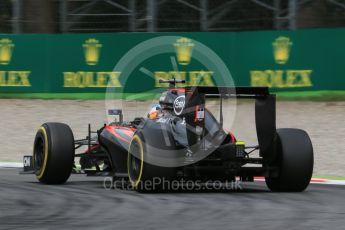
36;127;49;180
127;135;144;188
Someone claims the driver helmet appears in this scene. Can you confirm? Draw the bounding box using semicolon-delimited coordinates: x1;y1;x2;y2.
148;103;161;120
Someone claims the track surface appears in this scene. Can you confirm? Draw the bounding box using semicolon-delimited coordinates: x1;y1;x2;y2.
1;169;345;230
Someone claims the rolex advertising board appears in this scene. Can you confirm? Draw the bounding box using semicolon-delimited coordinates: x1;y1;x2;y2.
0;35;48;92
235;29;345;91
0;28;344;93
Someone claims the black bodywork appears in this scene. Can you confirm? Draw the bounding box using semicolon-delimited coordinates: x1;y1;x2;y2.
73;84;279;182
23;83;279;182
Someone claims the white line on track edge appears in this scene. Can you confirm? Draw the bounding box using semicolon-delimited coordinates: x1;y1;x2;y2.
1;162;345;185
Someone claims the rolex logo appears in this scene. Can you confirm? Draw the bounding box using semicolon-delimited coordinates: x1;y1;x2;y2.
0;38;15;65
272;36;293;64
174;37;194;65
83;38;102;66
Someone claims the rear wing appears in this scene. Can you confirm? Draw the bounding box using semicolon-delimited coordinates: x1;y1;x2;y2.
184;86;276;163
185;86;270;98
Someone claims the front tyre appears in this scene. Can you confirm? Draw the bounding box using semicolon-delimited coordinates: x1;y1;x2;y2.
265;128;314;192
33;122;75;184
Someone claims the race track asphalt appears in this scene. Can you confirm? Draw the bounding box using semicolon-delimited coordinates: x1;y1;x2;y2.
1;168;344;230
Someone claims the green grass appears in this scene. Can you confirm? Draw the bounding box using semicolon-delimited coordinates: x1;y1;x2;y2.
313;175;345;180
0;90;344;101
275;90;345;101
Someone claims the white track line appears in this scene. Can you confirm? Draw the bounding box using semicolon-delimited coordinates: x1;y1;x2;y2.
0;162;23;168
1;162;345;185
254;177;345;185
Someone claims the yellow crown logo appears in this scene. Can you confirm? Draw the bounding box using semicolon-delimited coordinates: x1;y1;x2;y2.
83;38;102;66
272;36;293;64
0;38;15;65
174;37;194;65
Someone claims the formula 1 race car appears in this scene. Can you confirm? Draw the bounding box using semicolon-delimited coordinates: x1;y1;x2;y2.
22;79;314;192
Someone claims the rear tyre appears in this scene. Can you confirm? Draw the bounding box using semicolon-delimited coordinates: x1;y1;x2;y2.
33;122;75;184
265;128;313;192
128;135;175;193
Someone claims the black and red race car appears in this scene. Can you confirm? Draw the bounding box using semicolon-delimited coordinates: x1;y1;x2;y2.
23;79;314;192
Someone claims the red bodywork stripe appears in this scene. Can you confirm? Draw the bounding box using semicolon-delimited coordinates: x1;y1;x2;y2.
229;131;236;143
110;125;136;131
121;129;134;138
105;126;133;144
194;105;199;123
169;88;186;93
224;128;236;143
169;88;192;94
